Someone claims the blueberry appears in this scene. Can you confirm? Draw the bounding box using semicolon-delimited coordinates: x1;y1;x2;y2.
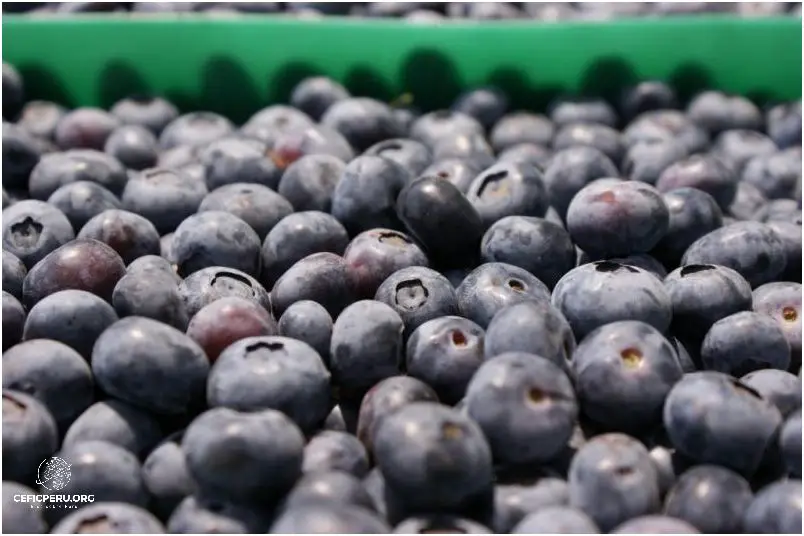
77;209;161;265
104;125;159;171
493;478;570;533
753;282;802;372
490;112;554;152
3;123;44;191
303;430;369;477
410;110;484;147
22;238;126;307
63;399;162;459
2;390;58;485
608;253;668;280
200;137;282;191
686;90;763;135
568;433;660;531
158;111;234;149
125;254;178;279
240;104;315;146
619;81;678;122
497;142;553;171
701;311;790;375
173;211;261;278
663;372;782;475
179;266;271;318
765;220;802;281
365;138;432;177
549;97;618;128
157;144;200;169
331;155;410;235
3;199;75;269
780;411;802;478
269;503;391;533
113;270;189;330
406;316;484;405
466;161;549;229
282;470;375;513
344;229;428;298
655;154;737;210
270;123;355;168
277;154;345;213
374;266;459;337
396;175;484;269
447;2;523;19
2;291;25;351
451;87;508;130
373;402;493;519
110;95;179;135
466;352;577;465
182;407;304;503
622;139;686;185
395;516;492;534
431;131;495;170
729;180;768;220
18;99;66;141
419;158;480;194
543;147;619;220
610;515;699;534
92;316;209;415
741;369;801;417
1;251;26;300
47;180;123;230
2;481;47;533
553;122;624;165
23;289;118;359
3;339;93;432
2;63;24;120
271;252;357;317
277;300;333;365
321;97;403;152
54;107;121;150
743;479;802;534
167;493;268;533
51;502;165;534
512;506;600;534
208;336;330;433
567;179;669;258
186;296;277;363
142;432;196;521
742;148;801;200
290;76;350;121
623;110;709;154
122;167;208;235
766;100;802;149
553;261;672;340
755;198;801;224
681;221;787;287
714;129;777;173
652;187;723;267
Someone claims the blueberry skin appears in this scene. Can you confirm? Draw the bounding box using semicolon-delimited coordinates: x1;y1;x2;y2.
270;123;356;168
484;301;575;370
610;515;699;534
780;411;802;478
271;252;357;318
278;300;333;366
290;76;350;121
410;110;484;147
543;147;619;220
330;300;404;392
281;470;375;513
356;376;439;454
457;262;551;328
568;433;661;532
122;167;208;235
278;154;345;213
714;129;777;173
2;292;24;351
663;464;752;533
620;81;678;122
493;479;570;533
652;187;723;268
126;254;178;279
607;253;668;280
182;407;305;504
18;99;66;141
480;216;574;290
2;199;75;269
47;180;123;230
553;261;672;341
142;433;196;521
567;180;670;258
200;137;281;191
199;183;293;241
269;503;391;534
396;176;484;270
2;63;24;120
681;221;787;287
2;390;58;485
741;369;802;418
240;104;315;147
550;98;617;129
552;122;624;165
332;155;409;236
451;87;508;130
2;481;47;533
395;516;491;534
406;316;485;405
753;282;802;372
755;198;801;224
179;266;271;318
63;399;162;459
51;502;165;534
365;138;432;177
345;229;428;299
104;124;159;171
663;371;782;476
3;339;93;432
303;430;369;478
701;311;790;375
490;112;554;152
573;321;682;433
686;90;763;135
113;270;189;330
321;97;403;152
2;251;26;300
3;123;44;191
373;402;493;515
419;158;480;194
622;139;687;185
512;506;600;534
54;107;121;151
743;479;802;534
77;209;161;265
766;100;802;149
498;143;553;171
656;154;737;209
110;95;179;135
207;336;331;434
466;161;549;229
466;352;577;465
92;316;209;415
729;180;768;220
742;148;801;200
158;111;234;150
23;289;118;359
623;110;709;155
168;493;268;533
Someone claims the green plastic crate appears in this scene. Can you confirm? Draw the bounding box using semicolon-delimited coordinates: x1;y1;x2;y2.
2;15;801;123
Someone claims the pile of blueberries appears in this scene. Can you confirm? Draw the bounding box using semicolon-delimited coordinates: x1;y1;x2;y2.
2;59;802;534
4;1;803;19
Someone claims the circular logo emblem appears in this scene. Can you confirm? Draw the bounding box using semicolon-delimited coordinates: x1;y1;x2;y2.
35;457;71;491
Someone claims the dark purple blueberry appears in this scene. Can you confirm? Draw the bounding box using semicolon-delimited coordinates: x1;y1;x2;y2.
240;104;315;146
200;137;282;191
277;299;333;366
270;503;390;533
766;100;802;149
321;97;404;152
741;369;801;418
167;494;269;533
543;146;619;220
714;129;777;173
701;311;790;376
490;112;554;152
2;390;59;485
493;479;570;533
621;139;686;184
290;76;351;121
497;143;553;171
410;110;484;147
365;138;432;177
3;123;44;191
51;503;165;534
18;100;66;141
2;63;24;120
652;187;723;268
753;282;802;372
277;154;345;212
742;148;801;200
2;251;26;300
780;411;802;478
269;123;355;168
623;110;709;154
158;111;234;149
419;158;480;194
54;107;121;150
552;122;624;165
178;266;271;318
619;81;678;122
142;432;196;521
549;97;618;128
451;87;508;130
686;90;763;135
272;252;357;318
466;161;549;229
431;131;495;170
344;228;428;298
103;124;159;171
3;200;75;268
110;95;179;135
2;291;25;351
122;167;208;235
113;270;189;330
743;479;802;534
77;209;161;265
730;181;769;220
199;182;292;240
303;430;369;477
47;180;122;230
656;154;737;209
